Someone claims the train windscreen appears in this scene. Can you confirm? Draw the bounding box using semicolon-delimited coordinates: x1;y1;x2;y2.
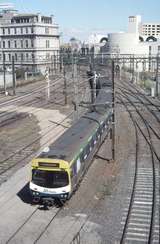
32;169;69;188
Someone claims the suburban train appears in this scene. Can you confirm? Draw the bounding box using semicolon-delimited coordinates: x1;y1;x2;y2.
29;75;113;204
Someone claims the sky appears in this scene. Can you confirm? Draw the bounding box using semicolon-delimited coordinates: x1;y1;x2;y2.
0;0;160;41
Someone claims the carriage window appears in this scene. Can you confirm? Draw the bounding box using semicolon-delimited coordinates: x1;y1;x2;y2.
89;144;92;152
76;158;81;173
86;144;90;156
91;138;94;148
102;123;106;132
80;144;90;161
96;128;101;139
93;133;97;145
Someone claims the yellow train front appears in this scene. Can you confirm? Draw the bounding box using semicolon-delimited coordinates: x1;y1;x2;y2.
30;157;71;202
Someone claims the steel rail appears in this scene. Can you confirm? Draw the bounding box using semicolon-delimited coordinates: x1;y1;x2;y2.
118;93;157;243
117;89;160;142
0;77;63;107
117;88;160;161
0;83;66;126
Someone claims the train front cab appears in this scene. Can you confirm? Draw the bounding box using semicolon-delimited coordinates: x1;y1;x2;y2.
29;158;71;202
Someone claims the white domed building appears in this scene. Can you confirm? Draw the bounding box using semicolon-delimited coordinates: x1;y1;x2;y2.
106;15;160;57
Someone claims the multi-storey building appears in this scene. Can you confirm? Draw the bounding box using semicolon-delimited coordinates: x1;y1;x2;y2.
0;8;60;74
141;23;160;39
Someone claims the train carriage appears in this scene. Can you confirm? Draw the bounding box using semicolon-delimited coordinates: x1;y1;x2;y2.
29;77;112;203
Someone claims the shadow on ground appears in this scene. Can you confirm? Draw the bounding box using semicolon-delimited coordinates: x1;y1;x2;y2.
17;182;64;209
17;182;32;204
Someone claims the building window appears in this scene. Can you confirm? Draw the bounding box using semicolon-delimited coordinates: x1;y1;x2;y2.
46;40;50;48
21;40;23;48
14;40;17;48
8;41;10;48
25;40;28;48
14;28;17;34
3;41;5;48
21;53;24;61
26;27;28;34
31;39;34;48
32;53;35;60
15;53;17;61
45;27;49;34
26;53;29;60
8;28;10;35
31;27;34;33
21;28;23;34
8;54;11;61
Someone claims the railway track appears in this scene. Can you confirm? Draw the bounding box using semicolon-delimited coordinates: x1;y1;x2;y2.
0;77;65;125
0;111;74;185
5;205;62;244
0;72;89;127
117;88;160;244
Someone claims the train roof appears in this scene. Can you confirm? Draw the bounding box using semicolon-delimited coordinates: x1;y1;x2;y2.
38;110;110;163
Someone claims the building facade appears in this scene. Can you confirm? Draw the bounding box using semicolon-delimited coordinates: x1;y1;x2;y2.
0;8;60;74
141;22;160;40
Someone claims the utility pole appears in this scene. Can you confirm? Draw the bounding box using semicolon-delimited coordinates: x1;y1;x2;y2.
53;55;56;74
45;69;50;101
60;53;63;73
111;60;115;161
132;55;135;83
3;52;6;95
12;56;16;95
73;58;79;120
156;54;160;97
92;71;97;110
71;52;74;78
63;64;67;105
